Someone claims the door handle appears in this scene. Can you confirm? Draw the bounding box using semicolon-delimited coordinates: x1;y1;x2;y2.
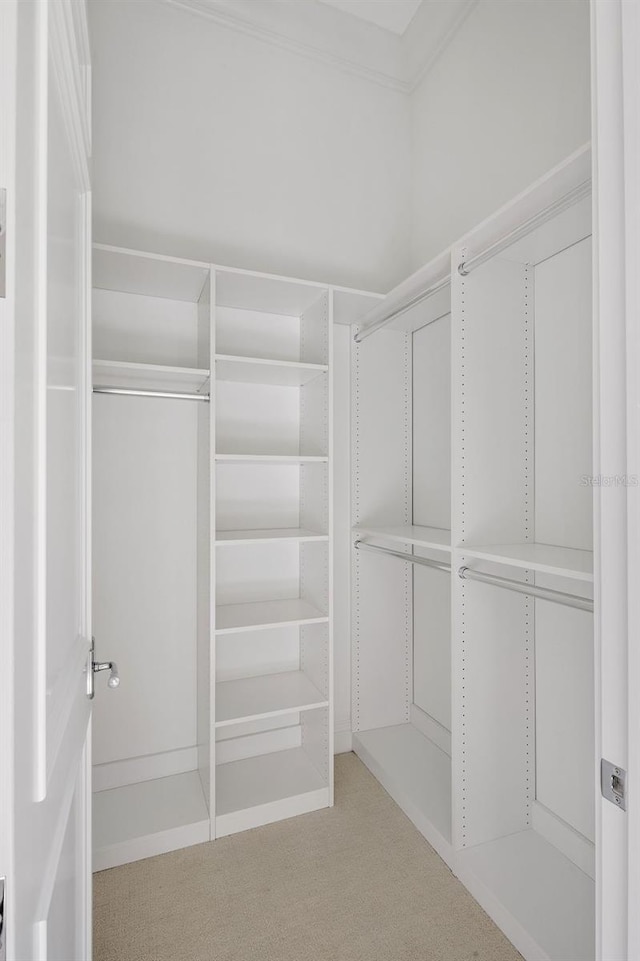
87;638;120;699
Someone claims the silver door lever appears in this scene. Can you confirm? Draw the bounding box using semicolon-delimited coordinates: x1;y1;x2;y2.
87;638;120;699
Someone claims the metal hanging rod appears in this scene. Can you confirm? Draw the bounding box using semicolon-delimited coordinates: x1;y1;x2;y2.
354;539;451;573
354;276;450;344
93;386;210;402
457;179;591;277
458;566;593;613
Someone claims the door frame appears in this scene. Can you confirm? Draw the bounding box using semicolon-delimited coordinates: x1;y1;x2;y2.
592;1;639;958
0;1;93;957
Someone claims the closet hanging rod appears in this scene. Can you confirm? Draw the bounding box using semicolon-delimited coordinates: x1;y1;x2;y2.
93;386;210;402
353;276;450;344
458;566;593;612
354;539;451;573
457;178;591;277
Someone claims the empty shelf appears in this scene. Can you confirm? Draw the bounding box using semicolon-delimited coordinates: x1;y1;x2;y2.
92;771;209;871
353;525;451;552
215;671;328;727
216;528;328;545
215;747;329;837
216;598;328;634
460;543;593;582
456;830;594;961
93;359;210;393
215;354;327;387
215;453;328;464
353;724;452;864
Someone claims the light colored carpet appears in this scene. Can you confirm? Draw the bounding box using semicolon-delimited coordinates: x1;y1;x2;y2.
94;753;522;961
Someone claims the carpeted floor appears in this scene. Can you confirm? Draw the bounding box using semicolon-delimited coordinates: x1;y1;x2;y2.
94;753;522;961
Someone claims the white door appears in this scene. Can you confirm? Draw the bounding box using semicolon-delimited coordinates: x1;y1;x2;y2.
0;1;93;958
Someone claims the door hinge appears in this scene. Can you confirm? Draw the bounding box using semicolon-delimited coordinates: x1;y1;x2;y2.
601;758;626;811
0;876;6;961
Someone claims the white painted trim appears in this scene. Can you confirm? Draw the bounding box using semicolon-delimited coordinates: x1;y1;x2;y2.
94;819;210;873
215;787;329;838
353;731;453;867
160;0;475;94
410;703;451;757
93;747;199;793
531;800;595;880
0;3;17;955
164;0;409;92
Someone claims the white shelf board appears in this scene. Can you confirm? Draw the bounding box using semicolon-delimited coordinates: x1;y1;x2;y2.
215;354;327;387
353;525;452;553
459;542;593;582
93;245;209;303
216;597;328;635
216;528;328;545
215;747;329;837
216;268;326;317
456;830;594;961
215;671;328;727
353;724;452;866
93;359;210;393
215;453;328;464
93;771;209;871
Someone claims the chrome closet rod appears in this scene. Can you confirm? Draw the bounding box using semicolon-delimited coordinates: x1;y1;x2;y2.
93;386;210;402
354;276;450;344
457;179;591;277
354;539;451;574
458;566;593;613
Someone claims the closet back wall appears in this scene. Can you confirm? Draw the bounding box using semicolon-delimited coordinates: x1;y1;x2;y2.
88;0;411;292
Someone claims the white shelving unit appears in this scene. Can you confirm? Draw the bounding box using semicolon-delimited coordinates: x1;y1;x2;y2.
91;247;340;869
212;265;334;836
351;251;454;870
349;148;597;961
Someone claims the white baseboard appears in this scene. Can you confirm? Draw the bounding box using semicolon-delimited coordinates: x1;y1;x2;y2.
531;800;595;879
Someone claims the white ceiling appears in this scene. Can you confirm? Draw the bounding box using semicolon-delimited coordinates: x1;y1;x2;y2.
318;0;423;36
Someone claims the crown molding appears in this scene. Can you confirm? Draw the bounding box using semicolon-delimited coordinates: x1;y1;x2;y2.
162;0;477;94
165;0;409;92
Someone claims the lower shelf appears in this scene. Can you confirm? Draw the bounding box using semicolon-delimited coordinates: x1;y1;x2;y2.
353;723;452;865
456;830;594;961
93;771;210;872
215;747;329;838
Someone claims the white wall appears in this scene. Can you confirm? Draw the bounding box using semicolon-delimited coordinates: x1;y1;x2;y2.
88;0;411;291
410;0;591;269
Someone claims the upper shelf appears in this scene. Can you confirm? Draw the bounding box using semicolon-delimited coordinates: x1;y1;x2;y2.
215;354;327;387
215;453;328;465
216;528;328;546
353;525;452;553
93;360;210;394
459;542;593;582
93;245;210;303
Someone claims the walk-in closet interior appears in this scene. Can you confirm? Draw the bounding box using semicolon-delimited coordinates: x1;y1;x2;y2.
84;1;620;959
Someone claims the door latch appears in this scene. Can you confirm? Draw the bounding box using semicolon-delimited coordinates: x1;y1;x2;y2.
601;758;626;811
87;638;120;699
0;877;6;961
